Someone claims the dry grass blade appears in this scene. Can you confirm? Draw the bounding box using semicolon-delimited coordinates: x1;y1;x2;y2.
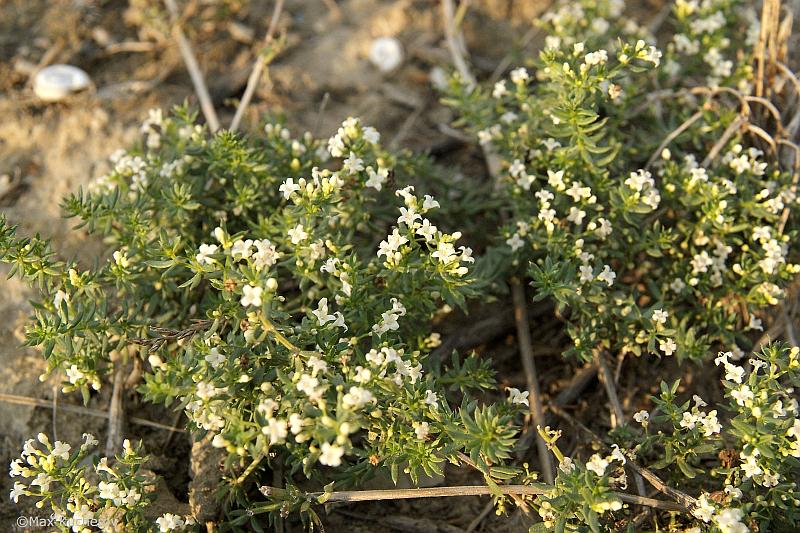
163;0;221;132
105;363;126;456
701;114;746;167
511;279;555;484
441;0;476;90
258;484;686;511
646;110;704;169
229;0;285;132
0;393;184;433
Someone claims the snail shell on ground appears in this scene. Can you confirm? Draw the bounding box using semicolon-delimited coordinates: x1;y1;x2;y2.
33;64;91;101
368;37;404;73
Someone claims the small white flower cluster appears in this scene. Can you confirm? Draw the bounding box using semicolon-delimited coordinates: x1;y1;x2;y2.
692;494;749;533
156;512;197;532
624;169;661;211
140;108;164;149
372;297;406;336
677;394;722;437
378;186;472;276
9;434;156;530
327;117;380;158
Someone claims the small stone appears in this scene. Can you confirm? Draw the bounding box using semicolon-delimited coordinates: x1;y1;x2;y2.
369;37;404;73
33;64;91;101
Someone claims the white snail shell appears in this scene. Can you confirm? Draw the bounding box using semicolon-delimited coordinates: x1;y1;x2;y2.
368;37;404;73
33;64;91;101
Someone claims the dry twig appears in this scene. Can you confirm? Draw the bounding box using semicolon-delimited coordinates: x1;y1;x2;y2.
229;0;285;132
0;393;183;433
511;279;555;484
163;0;221;132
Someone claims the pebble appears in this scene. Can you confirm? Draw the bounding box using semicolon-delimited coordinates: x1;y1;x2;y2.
33;64;91;101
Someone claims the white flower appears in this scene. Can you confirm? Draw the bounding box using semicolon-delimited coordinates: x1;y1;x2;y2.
230;239;254;260
297;374;322;400
579;265;594;284
424;390;439;409
422;195;440;211
506;233;524;251
412;421;430;440
584;49;608;66
559;457;575;473
597;265;616;286
692;494;715;522
342;386;375;409
492;80;508;98
659;338;677;356
724;363;745;384
196;243;219;265
205;348;225;369
31;473;51;492
652;309;668;325
51;441;71;460
567;207;586;225
510;67;529;84
715;508;747;533
594;217;612;239
240;284;263;307
53;289;69;309
369;36;404;72
633;410;649;424
343;152;364;175
609;445;626;464
288;224;309;244
586;454;610;476
253;239;280;270
319;442;344;466
741;453;762;478
398;206;421;227
366;167;389;190
547;169;565;190
724;485;743;499
263;419;288;445
279;178;301;199
417;219;438;242
307;355;328;376
156;513;186;532
731;385;753;406
506;387;529;406
9;482;26;503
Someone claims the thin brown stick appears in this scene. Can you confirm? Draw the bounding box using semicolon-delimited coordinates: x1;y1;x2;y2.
645;110;704;169
625;459;697;511
511;279;555;484
259;484;685;511
701;114;746;167
782;305;799;347
593;349;648;502
229;0;285;132
105;363;126;456
593;349;624;428
441;0;476;89
163;0;221;132
0;393;184;433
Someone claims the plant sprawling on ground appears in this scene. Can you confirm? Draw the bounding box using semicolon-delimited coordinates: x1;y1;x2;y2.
2;0;799;531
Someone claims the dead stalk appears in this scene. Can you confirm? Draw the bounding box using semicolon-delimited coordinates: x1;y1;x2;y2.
105;363;126;456
258;484;686;512
511;279;556;484
229;0;285;132
163;0;221;132
0;393;184;433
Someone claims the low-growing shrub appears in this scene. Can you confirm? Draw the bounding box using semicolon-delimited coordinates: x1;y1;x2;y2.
3;0;799;531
